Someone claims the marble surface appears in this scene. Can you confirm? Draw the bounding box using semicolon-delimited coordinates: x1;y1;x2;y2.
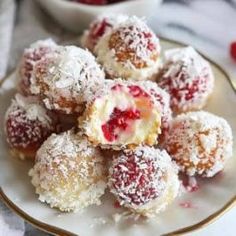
0;0;235;235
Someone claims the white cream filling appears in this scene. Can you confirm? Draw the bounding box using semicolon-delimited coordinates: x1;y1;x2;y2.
85;89;160;146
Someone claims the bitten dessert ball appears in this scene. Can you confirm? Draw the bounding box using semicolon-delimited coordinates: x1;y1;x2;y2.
157;46;214;114
79;80;161;149
95;16;161;81
164;111;233;177
5;94;57;160
81;14;128;53
30;45;105;114
140;81;172;141
108;146;180;217
18;39;58;95
29;130;107;212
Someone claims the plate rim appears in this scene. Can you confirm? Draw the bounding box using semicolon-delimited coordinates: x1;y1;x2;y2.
0;37;235;236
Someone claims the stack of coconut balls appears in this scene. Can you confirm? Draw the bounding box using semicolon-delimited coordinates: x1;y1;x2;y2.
4;15;233;218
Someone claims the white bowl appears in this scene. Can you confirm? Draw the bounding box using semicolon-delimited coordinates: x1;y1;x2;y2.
36;0;162;33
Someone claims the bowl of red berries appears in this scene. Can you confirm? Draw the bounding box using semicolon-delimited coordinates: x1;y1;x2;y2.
37;0;162;32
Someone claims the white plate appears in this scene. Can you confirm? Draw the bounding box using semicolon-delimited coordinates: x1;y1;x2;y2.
0;38;236;236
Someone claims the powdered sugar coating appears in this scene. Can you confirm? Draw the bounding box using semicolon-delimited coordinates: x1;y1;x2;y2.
139;80;172;141
18;39;58;95
79;79;161;149
158;46;214;113
30;45;105;114
29;130;107;212
5;94;56;159
108;146;180;217
95;16;161;80
81;14;128;53
164;111;233;177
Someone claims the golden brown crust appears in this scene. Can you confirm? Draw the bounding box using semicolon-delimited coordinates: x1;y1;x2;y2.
109;31;158;69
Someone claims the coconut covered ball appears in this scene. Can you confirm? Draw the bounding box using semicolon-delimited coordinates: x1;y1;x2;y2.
81;14;128;53
29;130;107;212
79;80;161;149
157;46;214;114
30;45;105;114
108;146;180;217
164;111;233;177
18;39;58;95
95;16;161;81
5;93;57;160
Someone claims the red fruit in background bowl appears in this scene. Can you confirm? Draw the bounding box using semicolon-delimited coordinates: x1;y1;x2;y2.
230;41;236;61
72;0;126;5
73;0;107;5
107;0;126;3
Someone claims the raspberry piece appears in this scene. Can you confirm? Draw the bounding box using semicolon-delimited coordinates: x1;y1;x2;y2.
128;85;150;98
102;107;141;142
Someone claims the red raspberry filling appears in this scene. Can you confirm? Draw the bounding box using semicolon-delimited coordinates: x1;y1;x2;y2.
111;84;151;98
102;107;140;142
101;84;154;142
128;85;150;98
110;154;161;206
